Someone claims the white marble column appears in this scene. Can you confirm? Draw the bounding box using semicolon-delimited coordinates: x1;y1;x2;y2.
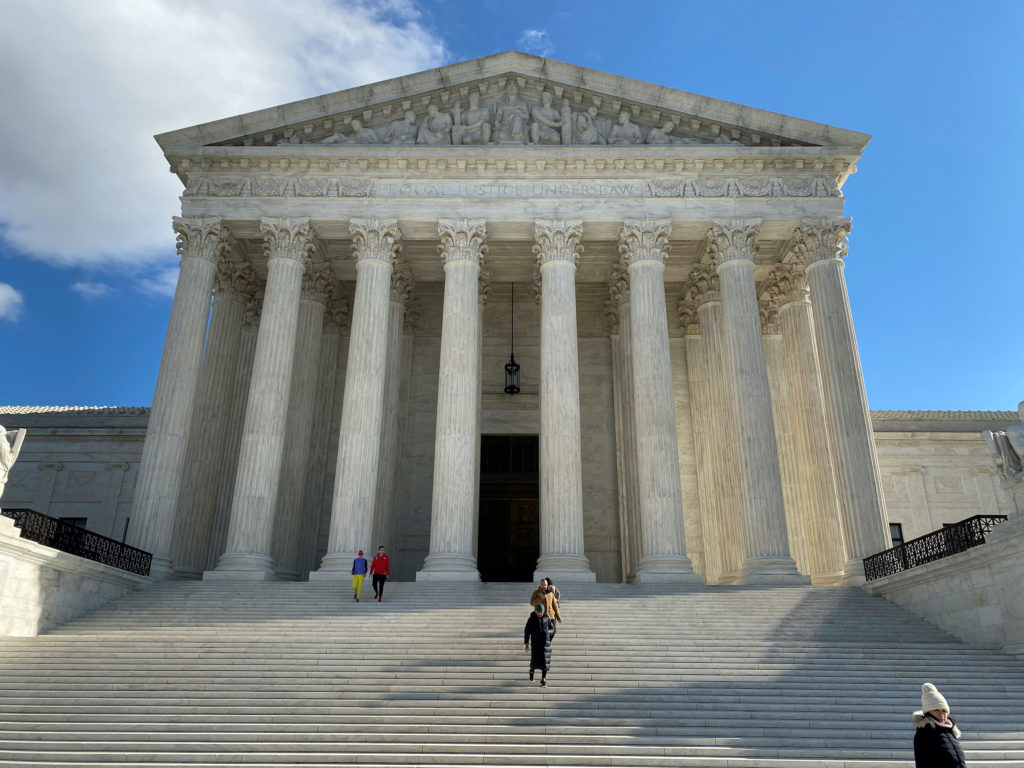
768;265;847;583
608;265;640;581
129;217;227;577
209;293;260;570
208;218;313;580
296;296;348;578
708;219;806;585
682;266;743;584
272;262;333;580
373;262;413;556
794;218;890;581
173;258;254;578
534;220;595;582
315;219;401;578
417;219;486;581
619;219;699;583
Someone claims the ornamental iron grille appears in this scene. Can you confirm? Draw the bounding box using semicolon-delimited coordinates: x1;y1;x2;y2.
863;514;1008;581
0;508;153;577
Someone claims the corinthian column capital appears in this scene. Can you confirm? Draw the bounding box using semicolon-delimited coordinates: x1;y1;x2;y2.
758;292;781;335
678;265;720;334
173;216;230;265
214;260;257;300
438;219;487;264
762;265;810;307
707;218;762;266
350;218;402;264
534;220;583;266
478;266;492;306
618;218;672;265
301;262;334;305
792;217;851;266
604;263;630;334
390;259;416;306
260;217;316;264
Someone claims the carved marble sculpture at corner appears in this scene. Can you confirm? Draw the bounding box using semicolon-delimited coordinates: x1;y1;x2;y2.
0;425;27;504
984;401;1024;481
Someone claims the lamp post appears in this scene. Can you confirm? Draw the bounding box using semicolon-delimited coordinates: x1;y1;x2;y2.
504;283;520;395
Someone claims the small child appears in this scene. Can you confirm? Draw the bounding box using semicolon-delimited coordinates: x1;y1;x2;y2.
524;602;556;687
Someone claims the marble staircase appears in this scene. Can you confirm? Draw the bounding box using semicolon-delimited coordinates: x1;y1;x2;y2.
1;582;1023;767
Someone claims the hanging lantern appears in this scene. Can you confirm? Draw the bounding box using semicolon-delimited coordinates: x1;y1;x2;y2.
504;282;520;395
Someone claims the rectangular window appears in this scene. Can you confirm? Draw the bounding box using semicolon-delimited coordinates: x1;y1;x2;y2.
59;517;88;529
889;523;904;548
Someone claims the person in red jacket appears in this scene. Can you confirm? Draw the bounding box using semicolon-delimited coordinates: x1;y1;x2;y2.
370;545;390;603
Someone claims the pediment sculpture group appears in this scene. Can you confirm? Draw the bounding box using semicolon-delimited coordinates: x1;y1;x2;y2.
309;83;741;148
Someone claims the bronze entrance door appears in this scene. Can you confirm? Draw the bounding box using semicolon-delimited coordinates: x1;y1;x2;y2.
478;435;539;582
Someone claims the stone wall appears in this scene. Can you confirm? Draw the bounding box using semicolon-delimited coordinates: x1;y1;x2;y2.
0;515;150;636
865;515;1024;658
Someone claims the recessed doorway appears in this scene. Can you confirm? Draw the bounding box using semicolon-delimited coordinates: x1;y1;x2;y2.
478;435;539;582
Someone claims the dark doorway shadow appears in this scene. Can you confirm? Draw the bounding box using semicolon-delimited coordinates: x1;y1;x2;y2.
478;435;538;582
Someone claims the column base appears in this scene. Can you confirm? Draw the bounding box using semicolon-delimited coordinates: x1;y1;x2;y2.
533;554;597;583
810;570;847;586
839;559;869;586
634;555;703;584
416;552;480;582
204;552;277;581
147;554;175;580
735;556;810;586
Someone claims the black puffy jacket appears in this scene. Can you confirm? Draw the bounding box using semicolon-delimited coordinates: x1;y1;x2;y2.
524;612;556;671
913;711;966;768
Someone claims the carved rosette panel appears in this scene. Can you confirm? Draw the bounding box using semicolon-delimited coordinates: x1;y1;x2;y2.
350;218;402;264
437;219;487;265
604;263;630;334
618;219;672;265
172;216;230;265
323;293;350;332
792;217;851;265
390;260;416;306
301;262;335;305
706;218;762;265
260;217;316;265
533;220;583;266
762;265;809;307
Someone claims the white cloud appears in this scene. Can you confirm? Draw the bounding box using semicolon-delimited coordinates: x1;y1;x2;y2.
0;0;447;268
517;28;554;58
0;283;25;322
71;281;113;300
137;268;180;299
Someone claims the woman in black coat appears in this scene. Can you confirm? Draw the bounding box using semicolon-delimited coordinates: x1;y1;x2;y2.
524;602;556;687
913;682;967;768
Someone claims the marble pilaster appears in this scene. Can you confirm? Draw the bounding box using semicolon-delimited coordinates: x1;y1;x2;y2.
173;258;254;578
208;217;314;580
619;219;699;583
533;220;595;582
272;261;333;580
418;219;486;581
316;219;401;577
708;219;805;585
129;217;227;577
794;218;890;581
767;265;847;583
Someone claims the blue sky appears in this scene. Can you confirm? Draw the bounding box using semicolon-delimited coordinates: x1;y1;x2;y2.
1;0;1021;410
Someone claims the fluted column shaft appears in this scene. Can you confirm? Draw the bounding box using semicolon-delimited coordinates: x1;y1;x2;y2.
209;305;259;569
795;218;890;580
272;264;331;579
209;218;313;579
534;220;595;582
173;260;252;577
129;217;226;576
620;219;699;583
316;220;401;576
417;219;486;580
709;219;805;585
773;267;847;583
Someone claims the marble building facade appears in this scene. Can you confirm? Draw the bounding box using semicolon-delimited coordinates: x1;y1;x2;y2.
6;53;1018;584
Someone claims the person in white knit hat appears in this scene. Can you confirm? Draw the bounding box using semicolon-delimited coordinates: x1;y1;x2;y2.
913;682;966;767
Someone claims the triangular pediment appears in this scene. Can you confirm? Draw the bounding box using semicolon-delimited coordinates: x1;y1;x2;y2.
156;51;869;154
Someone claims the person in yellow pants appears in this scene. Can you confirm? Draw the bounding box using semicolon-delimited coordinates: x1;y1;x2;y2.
351;550;368;602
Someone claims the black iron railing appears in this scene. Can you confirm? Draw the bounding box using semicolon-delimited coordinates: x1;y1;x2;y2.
863;514;1008;581
1;508;152;577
